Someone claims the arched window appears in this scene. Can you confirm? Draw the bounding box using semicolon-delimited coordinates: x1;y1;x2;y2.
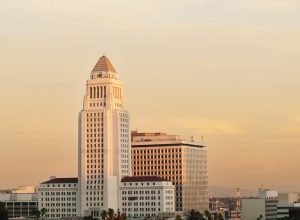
90;87;92;99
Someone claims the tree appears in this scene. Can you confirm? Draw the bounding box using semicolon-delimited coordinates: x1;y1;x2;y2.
83;216;94;220
107;208;115;220
217;213;224;220
120;212;126;220
32;208;41;220
40;208;47;220
101;210;107;220
114;209;126;220
204;210;213;220
186;209;205;220
0;202;8;220
176;215;182;220
213;213;218;220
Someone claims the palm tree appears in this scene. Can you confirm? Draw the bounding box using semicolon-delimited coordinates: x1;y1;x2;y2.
0;202;8;220
204;210;212;220
101;210;107;220
186;209;205;220
107;208;115;220
40;208;47;220
120;212;126;220
32;208;41;220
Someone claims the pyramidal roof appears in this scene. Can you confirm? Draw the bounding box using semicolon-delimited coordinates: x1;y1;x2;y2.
92;55;116;73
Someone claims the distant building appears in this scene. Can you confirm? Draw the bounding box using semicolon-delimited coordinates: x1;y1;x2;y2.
38;177;79;218
277;192;300;219
11;186;36;194
242;189;278;220
277;203;300;219
120;176;175;218
131;131;208;212
278;192;299;204
241;198;265;220
0;186;38;218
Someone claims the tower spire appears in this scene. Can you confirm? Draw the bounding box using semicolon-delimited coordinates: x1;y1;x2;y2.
92;55;116;72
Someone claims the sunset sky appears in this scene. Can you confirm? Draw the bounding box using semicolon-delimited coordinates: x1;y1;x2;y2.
1;0;300;193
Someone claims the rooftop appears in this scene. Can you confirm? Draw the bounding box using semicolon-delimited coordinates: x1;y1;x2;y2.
41;178;78;184
121;176;169;182
92;55;116;73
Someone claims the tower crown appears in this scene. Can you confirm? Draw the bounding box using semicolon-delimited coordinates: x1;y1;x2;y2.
92;55;116;73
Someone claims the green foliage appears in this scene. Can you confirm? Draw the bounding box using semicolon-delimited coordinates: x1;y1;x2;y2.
218;213;224;220
32;208;41;220
186;209;205;220
175;215;182;220
107;208;115;220
40;208;47;219
99;209;126;220
0;202;8;220
101;210;108;220
83;216;94;220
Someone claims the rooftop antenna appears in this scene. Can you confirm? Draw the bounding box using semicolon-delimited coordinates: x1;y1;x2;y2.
236;187;241;208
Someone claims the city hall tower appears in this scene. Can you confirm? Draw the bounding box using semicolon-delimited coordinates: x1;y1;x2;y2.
78;56;131;216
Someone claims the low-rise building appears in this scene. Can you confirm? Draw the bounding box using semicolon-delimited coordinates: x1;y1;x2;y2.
278;192;299;204
120;176;175;218
277;192;300;219
38;177;79;218
242;189;278;220
0;186;38;218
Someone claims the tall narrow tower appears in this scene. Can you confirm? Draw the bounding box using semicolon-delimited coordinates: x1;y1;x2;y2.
78;56;131;217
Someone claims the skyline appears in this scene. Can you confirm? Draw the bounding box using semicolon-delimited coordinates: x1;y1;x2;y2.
1;0;300;192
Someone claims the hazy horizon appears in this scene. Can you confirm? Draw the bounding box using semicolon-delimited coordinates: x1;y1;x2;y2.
1;0;300;192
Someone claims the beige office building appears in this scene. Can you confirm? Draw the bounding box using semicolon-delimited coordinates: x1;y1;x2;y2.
131;131;208;212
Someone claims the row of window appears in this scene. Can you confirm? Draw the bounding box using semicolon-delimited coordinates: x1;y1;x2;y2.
122;202;158;206
41;203;76;207
86;185;103;189
89;86;106;99
133;148;181;154
41;192;76;196
124;208;160;213
42;184;77;188
42;197;76;201
86;203;103;207
87;175;104;179
86;191;103;195
47;213;77;218
113;86;122;99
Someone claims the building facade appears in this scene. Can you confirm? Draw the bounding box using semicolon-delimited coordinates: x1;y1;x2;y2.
241;198;265;220
78;56;131;217
131;131;208;212
120;176;175;218
0;187;38;219
38;177;79;218
242;189;278;220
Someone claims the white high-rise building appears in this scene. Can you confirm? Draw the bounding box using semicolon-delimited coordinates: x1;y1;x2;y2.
78;56;131;217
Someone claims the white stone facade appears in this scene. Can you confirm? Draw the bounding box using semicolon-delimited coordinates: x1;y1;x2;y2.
38;177;79;218
120;176;175;218
78;56;131;217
